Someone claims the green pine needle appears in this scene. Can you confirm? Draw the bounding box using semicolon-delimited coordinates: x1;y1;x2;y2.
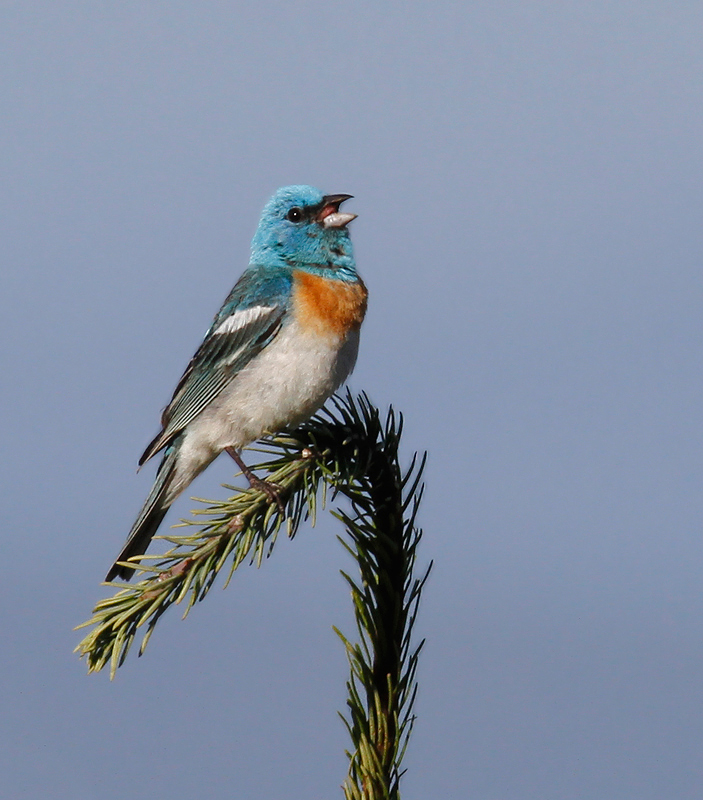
75;390;429;798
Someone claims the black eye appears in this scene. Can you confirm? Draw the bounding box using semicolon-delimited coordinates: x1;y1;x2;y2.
287;207;303;222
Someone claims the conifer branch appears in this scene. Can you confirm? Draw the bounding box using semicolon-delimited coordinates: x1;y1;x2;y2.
76;391;429;799
333;402;430;800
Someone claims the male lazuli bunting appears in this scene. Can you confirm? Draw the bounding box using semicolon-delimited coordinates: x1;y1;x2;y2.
106;185;366;581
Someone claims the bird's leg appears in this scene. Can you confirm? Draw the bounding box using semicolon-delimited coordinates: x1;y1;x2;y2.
225;447;285;515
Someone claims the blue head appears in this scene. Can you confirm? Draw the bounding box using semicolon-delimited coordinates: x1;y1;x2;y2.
250;185;357;278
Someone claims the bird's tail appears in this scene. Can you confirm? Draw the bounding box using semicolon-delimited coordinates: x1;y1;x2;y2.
106;445;180;582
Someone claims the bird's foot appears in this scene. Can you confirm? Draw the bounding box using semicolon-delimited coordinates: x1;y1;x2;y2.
226;447;285;516
248;475;285;516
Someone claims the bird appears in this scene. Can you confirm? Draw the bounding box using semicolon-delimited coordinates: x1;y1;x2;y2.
106;185;366;581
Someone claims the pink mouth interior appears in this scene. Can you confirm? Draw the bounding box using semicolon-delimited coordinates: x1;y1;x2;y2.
318;203;340;221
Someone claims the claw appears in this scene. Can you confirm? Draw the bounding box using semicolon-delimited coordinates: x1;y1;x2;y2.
225;447;285;515
248;476;285;516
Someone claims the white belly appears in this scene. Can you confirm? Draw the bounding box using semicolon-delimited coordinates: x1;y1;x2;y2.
173;320;360;489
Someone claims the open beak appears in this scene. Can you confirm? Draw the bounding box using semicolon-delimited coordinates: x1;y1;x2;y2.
317;194;357;228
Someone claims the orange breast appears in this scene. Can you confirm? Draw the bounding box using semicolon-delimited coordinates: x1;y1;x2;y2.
292;270;368;339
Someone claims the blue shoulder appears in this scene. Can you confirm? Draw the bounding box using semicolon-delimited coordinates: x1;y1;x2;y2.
208;264;293;334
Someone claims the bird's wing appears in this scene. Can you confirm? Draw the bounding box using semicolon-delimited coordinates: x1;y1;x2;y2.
139;268;291;465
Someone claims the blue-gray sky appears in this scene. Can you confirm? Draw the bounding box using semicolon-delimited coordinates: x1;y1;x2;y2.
2;2;703;798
